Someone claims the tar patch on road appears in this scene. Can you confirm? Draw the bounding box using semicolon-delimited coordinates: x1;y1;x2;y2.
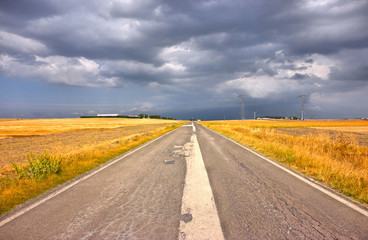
181;213;193;223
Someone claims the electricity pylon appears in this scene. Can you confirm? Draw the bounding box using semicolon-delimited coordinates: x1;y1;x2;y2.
298;95;308;120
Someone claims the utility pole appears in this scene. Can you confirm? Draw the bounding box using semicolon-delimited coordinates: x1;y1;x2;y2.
297;95;308;120
238;94;245;120
254;112;256;120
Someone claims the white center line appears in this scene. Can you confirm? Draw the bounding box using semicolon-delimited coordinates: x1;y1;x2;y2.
192;122;196;132
178;133;224;240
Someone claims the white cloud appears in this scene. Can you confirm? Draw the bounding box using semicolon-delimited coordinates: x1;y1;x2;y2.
159;62;186;72
0;30;48;54
272;53;332;80
0;54;117;87
217;75;300;98
216;52;333;99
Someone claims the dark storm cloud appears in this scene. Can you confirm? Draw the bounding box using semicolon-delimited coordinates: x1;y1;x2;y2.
0;0;367;118
0;0;58;22
0;0;60;37
291;73;308;80
330;65;368;82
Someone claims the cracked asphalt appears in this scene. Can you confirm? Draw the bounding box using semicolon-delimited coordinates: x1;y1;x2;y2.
196;123;368;240
0;126;191;239
0;123;367;239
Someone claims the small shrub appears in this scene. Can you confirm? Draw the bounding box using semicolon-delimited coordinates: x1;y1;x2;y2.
12;162;29;179
12;153;62;179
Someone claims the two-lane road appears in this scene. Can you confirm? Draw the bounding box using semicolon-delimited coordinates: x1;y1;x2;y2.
0;123;367;239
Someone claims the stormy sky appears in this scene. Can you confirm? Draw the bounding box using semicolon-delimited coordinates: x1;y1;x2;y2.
0;0;367;120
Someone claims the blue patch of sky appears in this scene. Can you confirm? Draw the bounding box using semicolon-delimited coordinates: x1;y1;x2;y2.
0;76;149;118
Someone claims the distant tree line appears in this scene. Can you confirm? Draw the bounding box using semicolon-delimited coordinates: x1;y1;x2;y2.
81;114;175;120
81;115;137;119
259;116;299;120
139;114;175;120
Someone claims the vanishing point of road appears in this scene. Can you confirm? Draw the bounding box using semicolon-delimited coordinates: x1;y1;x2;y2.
0;123;367;239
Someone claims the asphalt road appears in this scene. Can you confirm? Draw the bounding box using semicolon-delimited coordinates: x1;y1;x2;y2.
0;125;191;240
195;123;368;240
0;123;367;239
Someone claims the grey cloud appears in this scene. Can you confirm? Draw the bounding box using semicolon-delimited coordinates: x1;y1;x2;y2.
0;0;59;33
0;0;58;21
291;73;308;80
328;49;368;83
108;0;164;19
330;66;368;82
0;0;367;119
305;59;314;64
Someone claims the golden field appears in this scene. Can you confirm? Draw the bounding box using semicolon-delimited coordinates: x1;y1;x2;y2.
0;118;184;215
201;120;368;204
201;119;368;128
0;118;182;172
313;126;368;134
0;118;177;138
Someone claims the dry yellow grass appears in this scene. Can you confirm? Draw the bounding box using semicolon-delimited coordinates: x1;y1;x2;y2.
203;119;368;128
0;118;183;173
0;118;185;215
313;126;368;134
0;118;177;138
201;120;368;204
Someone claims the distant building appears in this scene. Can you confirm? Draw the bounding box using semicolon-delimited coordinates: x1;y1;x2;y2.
97;114;119;117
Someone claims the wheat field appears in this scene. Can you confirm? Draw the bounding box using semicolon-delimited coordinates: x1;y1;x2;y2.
0;118;184;214
313;126;368;134
0;118;177;138
202;119;368;128
201;119;368;204
0;118;182;174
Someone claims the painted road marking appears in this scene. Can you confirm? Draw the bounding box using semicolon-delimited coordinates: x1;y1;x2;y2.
202;124;368;218
178;134;224;240
0;126;182;228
